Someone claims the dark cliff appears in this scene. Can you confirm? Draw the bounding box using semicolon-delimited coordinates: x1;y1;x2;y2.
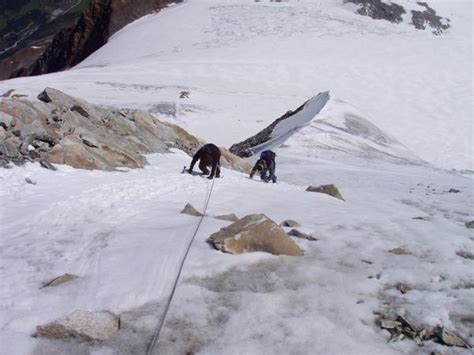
2;0;181;80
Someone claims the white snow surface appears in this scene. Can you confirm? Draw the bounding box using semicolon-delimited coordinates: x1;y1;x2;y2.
0;0;473;354
1;150;473;354
0;0;472;170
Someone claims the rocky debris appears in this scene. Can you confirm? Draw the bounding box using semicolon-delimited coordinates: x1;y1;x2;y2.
287;229;317;241
345;0;450;34
179;91;190;99
465;221;474;229
396;283;411;294
379;314;471;349
181;203;204;217
40;161;57;171
25;177;36;185
36;310;119;341
4;0;183;80
434;326;471;349
214;213;239;222
306;184;344;201
388;246;412;255
412;216;429;221
411;2;450;35
0;88;249;172
207;214;304;256
378;314;432;346
280;219;301;228
448;188;460;193
456;250;474;260
42;273;78;288
345;0;405;23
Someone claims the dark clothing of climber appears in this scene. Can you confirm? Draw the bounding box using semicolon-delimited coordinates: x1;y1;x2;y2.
250;150;277;183
188;143;221;179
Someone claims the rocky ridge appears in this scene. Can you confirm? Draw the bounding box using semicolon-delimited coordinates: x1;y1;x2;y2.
344;0;450;34
0;88;251;172
1;0;182;80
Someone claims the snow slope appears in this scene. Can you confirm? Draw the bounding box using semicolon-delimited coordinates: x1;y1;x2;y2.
0;0;472;170
0;1;473;354
1;150;472;354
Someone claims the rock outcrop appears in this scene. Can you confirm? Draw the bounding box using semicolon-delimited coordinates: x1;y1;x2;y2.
36;310;119;341
344;0;450;35
3;0;182;80
0;88;251;172
306;184;345;201
207;214;304;256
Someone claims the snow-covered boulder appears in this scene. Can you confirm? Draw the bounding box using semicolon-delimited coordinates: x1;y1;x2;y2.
207;214;303;256
36;310;119;341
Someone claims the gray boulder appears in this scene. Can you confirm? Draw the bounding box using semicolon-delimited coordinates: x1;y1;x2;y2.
207;214;304;256
36;310;119;341
280;219;301;228
287;229;317;241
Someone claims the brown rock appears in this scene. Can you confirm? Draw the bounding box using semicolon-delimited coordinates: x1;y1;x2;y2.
207;214;304;256
215;213;239;222
181;203;204;217
306;184;344;201
388;246;412;255
36;310;119;341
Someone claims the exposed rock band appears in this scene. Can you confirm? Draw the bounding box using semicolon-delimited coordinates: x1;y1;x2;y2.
188;143;277;183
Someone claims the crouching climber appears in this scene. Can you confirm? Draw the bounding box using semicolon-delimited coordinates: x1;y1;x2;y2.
188;143;221;179
250;150;277;183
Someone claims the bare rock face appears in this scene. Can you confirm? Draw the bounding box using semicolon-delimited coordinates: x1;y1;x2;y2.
0;88;249;172
207;214;304;256
181;203;204;217
36;310;119;341
4;0;183;80
306;184;344;201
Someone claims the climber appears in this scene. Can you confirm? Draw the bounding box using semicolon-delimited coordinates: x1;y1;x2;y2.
188;143;221;179
249;150;277;183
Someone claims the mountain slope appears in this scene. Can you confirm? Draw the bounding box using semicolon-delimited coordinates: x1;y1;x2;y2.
1;0;471;170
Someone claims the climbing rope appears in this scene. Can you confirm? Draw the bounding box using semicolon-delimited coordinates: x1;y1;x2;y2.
146;176;216;355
